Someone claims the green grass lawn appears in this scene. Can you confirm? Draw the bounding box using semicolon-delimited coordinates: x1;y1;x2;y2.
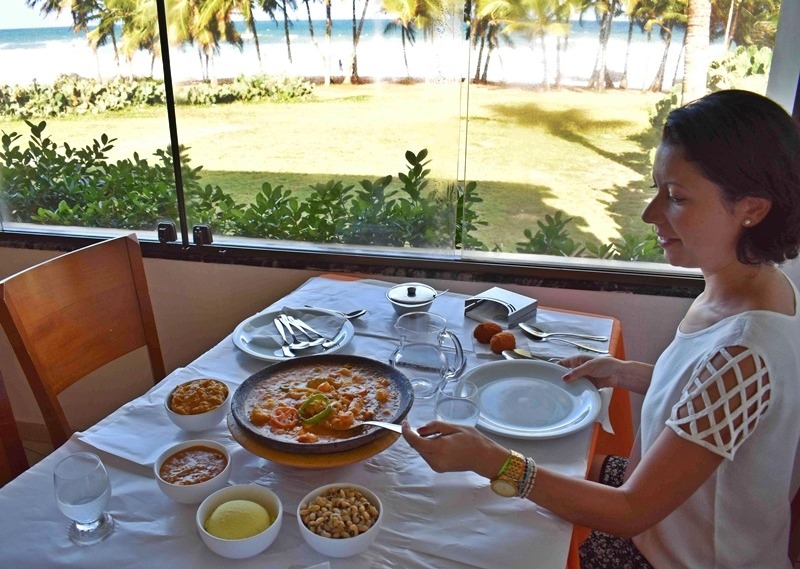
1;83;664;251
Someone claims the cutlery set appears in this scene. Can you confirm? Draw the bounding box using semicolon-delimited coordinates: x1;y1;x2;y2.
273;315;344;357
518;322;608;354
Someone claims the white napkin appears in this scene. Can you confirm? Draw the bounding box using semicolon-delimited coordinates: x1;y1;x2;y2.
74;370;234;466
248;306;346;349
516;312;612;360
598;387;615;434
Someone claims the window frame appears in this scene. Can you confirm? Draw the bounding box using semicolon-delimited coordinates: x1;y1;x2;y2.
2;2;798;299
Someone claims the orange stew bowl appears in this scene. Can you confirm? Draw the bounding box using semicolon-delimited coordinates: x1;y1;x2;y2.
166;378;231;432
230;355;413;455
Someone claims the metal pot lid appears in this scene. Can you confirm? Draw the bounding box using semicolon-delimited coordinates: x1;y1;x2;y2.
388;282;436;304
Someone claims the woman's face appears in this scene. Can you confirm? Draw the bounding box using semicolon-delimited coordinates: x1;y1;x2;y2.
642;143;747;272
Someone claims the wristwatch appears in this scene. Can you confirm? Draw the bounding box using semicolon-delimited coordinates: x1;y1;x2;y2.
490;450;525;497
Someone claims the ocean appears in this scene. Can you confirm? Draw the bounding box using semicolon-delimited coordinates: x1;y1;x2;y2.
0;18;711;90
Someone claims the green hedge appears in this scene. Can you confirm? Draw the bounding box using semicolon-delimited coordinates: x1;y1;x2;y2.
0;120;660;260
0;75;315;119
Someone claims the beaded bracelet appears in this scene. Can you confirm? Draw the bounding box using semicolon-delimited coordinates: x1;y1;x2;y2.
520;457;538;498
517;456;538;499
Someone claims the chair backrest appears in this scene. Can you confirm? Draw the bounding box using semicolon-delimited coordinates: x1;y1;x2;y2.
0;369;29;486
0;234;165;449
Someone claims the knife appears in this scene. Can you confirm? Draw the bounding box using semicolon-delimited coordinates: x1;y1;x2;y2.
288;316;332;340
273;318;294;357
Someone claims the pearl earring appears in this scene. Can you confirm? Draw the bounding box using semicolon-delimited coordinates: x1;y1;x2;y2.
743;219;752;227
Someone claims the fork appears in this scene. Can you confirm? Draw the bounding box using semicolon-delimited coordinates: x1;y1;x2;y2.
519;323;608;342
280;315;324;348
273;318;295;357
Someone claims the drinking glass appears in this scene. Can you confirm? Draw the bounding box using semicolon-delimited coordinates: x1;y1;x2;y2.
434;380;480;426
54;452;115;545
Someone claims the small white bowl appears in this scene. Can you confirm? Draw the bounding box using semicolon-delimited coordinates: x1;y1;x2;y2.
165;379;231;432
297;483;383;558
387;282;436;315
154;439;231;504
196;484;283;559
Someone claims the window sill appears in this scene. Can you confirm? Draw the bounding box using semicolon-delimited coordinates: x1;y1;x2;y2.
0;227;703;298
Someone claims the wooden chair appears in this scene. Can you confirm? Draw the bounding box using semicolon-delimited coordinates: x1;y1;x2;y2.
0;234;165;449
0;369;29;486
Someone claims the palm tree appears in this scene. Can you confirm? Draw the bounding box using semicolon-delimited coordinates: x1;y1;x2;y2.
638;0;687;92
469;7;500;82
681;0;710;102
587;0;622;91
479;0;569;90
382;0;419;76
619;0;645;88
347;0;372;83
300;0;328;81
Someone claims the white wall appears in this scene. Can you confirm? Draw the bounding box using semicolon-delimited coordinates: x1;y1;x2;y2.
1;245;693;431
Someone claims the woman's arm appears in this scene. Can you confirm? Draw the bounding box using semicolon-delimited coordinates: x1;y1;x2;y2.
403;422;723;537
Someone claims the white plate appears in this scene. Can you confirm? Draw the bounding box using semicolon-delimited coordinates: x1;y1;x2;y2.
232;308;354;362
462;359;601;440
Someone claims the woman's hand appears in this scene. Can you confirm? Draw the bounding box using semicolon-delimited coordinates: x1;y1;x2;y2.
560;355;653;395
401;420;508;479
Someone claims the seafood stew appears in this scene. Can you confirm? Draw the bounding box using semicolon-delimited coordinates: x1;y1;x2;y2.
231;355;413;454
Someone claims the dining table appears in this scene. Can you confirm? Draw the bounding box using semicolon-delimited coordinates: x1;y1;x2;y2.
0;275;631;569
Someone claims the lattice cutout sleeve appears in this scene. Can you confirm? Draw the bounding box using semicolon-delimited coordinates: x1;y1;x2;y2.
666;347;771;460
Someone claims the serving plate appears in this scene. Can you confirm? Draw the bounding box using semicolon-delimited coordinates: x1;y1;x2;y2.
230;355;413;455
462;359;600;440
232;308;355;362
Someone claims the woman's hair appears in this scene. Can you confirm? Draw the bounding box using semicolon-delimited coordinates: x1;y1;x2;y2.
662;89;800;264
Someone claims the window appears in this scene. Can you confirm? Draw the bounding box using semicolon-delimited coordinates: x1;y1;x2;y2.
1;0;796;292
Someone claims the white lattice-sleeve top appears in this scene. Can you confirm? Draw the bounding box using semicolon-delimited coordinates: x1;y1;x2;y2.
666;346;771;460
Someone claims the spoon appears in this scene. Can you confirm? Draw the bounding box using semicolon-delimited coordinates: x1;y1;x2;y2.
333;420;441;439
502;349;562;364
518;322;607;342
304;305;366;320
519;324;608;353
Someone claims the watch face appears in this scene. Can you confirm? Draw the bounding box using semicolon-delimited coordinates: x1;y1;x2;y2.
491;479;518;498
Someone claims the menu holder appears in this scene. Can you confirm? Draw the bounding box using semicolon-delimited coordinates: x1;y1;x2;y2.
464;286;538;328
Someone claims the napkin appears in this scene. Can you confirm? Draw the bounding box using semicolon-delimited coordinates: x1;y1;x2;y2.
598;387;615;434
516;313;612;360
247;307;346;349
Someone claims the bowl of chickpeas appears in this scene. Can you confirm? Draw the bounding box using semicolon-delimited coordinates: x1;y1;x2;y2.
165;378;231;432
297;483;383;557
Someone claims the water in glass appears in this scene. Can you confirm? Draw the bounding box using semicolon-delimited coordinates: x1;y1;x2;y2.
54;452;115;545
434;380;480;426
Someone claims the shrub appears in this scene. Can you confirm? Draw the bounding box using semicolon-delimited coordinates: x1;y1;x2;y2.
707;45;772;93
1;121;659;260
0;76;166;119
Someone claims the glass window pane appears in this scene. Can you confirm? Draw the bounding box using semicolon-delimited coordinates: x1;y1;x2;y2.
460;0;786;264
164;2;464;252
0;2;174;234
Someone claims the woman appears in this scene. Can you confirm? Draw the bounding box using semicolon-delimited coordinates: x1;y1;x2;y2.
402;90;800;568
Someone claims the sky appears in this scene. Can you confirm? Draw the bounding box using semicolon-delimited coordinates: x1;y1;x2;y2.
3;2;74;29
1;1;382;30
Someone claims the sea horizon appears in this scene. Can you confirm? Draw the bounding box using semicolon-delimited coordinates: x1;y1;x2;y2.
0;18;722;91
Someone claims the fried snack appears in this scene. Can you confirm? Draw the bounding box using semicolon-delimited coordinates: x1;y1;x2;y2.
170;379;228;415
489;331;516;354
473;322;503;344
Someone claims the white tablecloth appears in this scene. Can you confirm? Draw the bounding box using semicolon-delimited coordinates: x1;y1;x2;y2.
0;276;616;569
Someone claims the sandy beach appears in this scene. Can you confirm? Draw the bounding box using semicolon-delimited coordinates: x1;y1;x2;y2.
0;18;722;92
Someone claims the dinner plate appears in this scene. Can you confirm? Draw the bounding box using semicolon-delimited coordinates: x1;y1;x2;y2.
230;354;414;454
232;308;355;362
462;359;601;440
